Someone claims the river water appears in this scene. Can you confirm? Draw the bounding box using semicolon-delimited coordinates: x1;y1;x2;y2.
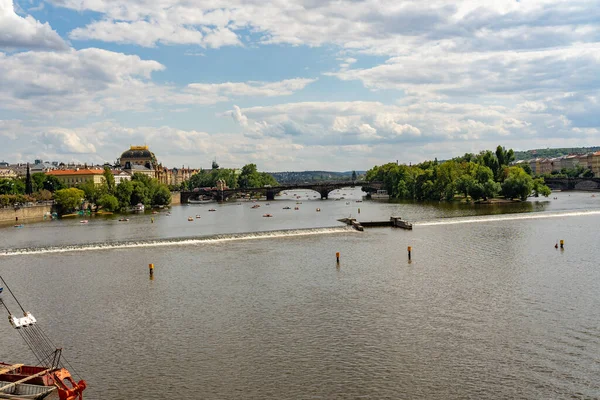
1;189;600;399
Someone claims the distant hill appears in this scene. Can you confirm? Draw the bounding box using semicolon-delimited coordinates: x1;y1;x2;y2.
514;146;600;161
268;170;365;184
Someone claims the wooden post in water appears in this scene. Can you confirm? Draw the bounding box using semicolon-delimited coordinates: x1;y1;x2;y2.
560;240;564;249
407;246;412;261
149;263;154;277
336;252;340;264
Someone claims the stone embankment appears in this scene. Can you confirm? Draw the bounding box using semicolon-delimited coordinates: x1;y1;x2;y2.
0;204;53;224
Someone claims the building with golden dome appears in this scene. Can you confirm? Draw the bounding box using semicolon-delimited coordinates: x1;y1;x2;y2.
118;145;157;178
117;145;198;187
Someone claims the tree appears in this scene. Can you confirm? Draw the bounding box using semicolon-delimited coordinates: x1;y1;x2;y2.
25;164;33;195
97;194;119;212
78;180;106;211
152;185;172;206
103;167;115;194
352;170;357;181
238;164;261;189
130;180;150;206
42;175;64;192
32;173;46;192
0;179;19;195
532;178;552;197
34;189;53;202
115;180;133;210
54;188;85;214
502;167;534;201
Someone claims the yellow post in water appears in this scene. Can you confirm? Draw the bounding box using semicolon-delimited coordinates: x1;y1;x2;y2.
408;246;412;261
560;239;564;249
149;263;154;277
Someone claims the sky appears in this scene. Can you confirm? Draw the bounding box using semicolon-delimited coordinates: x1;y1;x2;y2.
1;0;599;171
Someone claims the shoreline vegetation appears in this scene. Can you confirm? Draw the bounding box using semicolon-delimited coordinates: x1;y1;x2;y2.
364;145;552;203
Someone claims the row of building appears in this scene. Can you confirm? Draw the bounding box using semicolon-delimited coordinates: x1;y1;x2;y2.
514;152;600;176
0;146;200;187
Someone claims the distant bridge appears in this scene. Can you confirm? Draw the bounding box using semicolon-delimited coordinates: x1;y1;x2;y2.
544;178;600;191
181;181;384;202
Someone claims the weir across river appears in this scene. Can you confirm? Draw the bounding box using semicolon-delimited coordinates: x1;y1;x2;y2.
180;181;383;202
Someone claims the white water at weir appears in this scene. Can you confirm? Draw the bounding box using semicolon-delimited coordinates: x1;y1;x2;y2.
0;226;355;257
416;209;600;226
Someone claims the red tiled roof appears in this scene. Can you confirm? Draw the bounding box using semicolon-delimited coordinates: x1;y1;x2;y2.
47;169;104;176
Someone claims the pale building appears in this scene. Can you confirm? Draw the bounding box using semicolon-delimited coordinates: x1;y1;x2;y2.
46;169;105;187
112;170;131;185
589;151;600;176
0;168;17;179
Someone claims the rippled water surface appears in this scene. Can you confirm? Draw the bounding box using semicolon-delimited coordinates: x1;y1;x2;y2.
1;190;600;399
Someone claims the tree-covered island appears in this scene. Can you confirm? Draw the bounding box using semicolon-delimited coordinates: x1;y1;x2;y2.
364;145;551;202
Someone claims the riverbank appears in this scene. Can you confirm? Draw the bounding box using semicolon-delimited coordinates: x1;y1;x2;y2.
0;204;53;225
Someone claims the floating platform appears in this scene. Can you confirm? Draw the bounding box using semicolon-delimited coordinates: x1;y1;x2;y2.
339;216;412;231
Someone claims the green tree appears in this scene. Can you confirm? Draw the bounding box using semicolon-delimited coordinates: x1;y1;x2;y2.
25;164;33;195
32;173;46;192
54;188;85;214
97;194;119;212
78;180;106;211
115;180;133;210
130;180;150;206
532;178;552;197
238;164;262;189
103;167;115;194
583;169;594;178
152;185;172;206
0;179;18;195
43;175;64;192
502;167;534;201
352;170;357;181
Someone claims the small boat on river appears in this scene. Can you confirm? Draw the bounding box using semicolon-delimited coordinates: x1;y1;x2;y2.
79;220;88;224
188;217;194;221
118;218;129;222
251;204;260;209
132;203;145;212
13;224;23;228
263;214;273;218
283;206;291;210
208;209;216;212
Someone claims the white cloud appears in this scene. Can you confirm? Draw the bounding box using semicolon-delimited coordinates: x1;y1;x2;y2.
0;48;165;117
0;0;67;50
223;99;600;164
49;0;600;54
0;49;316;118
187;78;317;98
39;129;97;154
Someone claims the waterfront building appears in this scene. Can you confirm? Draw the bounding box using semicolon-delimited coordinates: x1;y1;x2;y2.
589;151;600;176
118;146;158;180
528;158;541;175
562;154;580;170
112;170;132;185
46;169;105;187
0;168;17;179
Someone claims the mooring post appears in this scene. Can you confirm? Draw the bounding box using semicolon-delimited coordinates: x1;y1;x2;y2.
408;246;412;261
560;239;564;249
149;263;154;277
336;252;340;264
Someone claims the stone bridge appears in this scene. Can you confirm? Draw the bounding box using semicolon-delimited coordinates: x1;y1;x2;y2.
544;178;600;191
181;181;383;202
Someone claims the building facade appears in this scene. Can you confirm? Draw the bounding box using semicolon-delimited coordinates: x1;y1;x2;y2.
46;169;105;187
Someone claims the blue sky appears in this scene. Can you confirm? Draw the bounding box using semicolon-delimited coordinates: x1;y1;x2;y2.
1;0;600;171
